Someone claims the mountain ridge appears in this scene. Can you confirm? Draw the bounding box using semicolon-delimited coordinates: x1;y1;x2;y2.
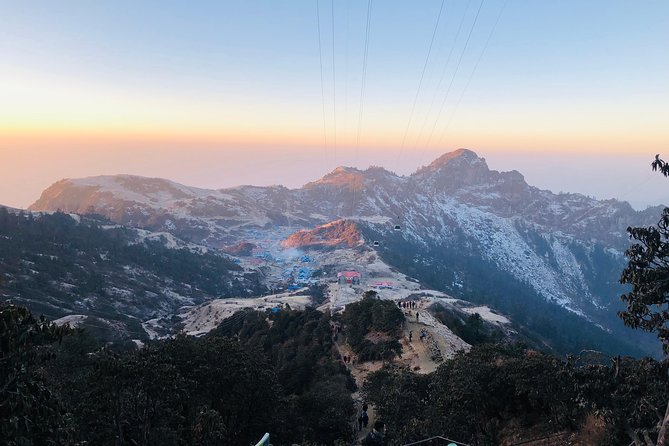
26;149;664;355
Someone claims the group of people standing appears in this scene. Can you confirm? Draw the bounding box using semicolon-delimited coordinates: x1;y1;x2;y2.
398;300;417;309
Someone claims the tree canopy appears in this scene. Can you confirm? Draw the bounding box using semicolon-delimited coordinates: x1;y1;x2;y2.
618;154;669;445
341;292;404;361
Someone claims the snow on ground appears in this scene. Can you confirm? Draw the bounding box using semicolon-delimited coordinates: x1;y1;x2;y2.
412;307;471;359
142;318;162;339
131;228;212;255
430;196;590;313
53;314;88;328
354;215;393;225
71;175;218;208
179;290;312;336
134;222;513;373
461;306;510;324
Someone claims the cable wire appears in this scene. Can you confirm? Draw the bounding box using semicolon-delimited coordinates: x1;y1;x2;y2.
413;0;472;148
350;0;374;217
316;0;328;165
435;0;506;148
395;0;447;170
331;0;338;162
423;0;485;149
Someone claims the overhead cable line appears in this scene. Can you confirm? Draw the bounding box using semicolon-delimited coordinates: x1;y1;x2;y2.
344;0;350;125
351;0;374;217
390;0;446;231
356;0;373;151
435;0;507;148
423;0;485;150
413;0;472;148
316;0;329;165
331;0;338;162
395;0;447;169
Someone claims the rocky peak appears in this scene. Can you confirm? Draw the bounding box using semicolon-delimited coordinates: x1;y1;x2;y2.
415;148;485;174
304;166;366;191
412;149;495;193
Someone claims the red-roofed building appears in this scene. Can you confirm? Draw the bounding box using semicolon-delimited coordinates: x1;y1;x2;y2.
337;271;361;285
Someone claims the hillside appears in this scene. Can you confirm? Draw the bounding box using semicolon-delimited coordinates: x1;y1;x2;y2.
5;302;667;446
0;207;265;339
26;149;663;355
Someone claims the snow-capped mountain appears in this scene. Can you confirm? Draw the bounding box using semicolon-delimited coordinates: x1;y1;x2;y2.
29;149;663;353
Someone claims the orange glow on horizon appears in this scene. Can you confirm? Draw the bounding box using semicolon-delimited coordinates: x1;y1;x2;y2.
1;125;664;156
2;69;666;157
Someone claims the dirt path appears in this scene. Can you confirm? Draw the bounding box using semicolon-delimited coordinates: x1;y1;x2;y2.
333;338;382;439
333;299;460;441
400;320;440;373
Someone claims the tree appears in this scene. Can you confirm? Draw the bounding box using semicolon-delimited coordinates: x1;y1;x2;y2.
0;304;74;445
619;154;669;445
575;356;669;446
363;345;582;445
341;295;404;361
363;364;432;444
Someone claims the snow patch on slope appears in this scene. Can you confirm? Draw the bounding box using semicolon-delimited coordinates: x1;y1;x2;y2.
440;199;573;306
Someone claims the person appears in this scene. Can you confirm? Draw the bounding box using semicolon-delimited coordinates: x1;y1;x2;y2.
416;312;419;322
408;330;412;342
358;403;369;431
361;420;386;445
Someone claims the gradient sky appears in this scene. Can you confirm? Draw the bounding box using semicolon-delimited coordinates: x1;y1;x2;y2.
1;0;668;209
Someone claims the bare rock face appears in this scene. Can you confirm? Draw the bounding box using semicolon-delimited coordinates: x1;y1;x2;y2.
414;148;492;189
282;220;363;250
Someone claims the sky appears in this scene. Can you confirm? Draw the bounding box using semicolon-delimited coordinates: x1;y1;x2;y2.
1;0;668;209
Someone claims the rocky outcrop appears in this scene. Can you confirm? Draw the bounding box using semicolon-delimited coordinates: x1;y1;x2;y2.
282;220;363;250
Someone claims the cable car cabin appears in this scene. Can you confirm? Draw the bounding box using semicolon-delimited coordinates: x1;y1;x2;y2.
373;240;380;247
394;224;401;231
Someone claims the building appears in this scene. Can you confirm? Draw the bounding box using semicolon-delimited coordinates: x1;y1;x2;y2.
337;270;361;285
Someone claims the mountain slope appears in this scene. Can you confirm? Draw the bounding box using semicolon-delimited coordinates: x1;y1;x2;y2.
0;207;265;339
28;149;662;354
